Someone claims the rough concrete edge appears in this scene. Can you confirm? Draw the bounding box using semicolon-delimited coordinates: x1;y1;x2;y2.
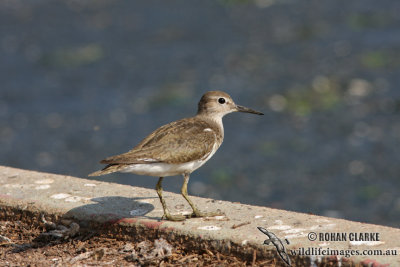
0;165;397;267
1;195;372;267
0;203;304;267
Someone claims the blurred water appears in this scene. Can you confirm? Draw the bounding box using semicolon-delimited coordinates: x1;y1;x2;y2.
1;0;400;227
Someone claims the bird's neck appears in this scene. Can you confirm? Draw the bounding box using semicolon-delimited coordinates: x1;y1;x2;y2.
196;113;224;139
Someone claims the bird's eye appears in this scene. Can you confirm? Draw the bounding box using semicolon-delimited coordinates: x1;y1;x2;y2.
218;98;226;104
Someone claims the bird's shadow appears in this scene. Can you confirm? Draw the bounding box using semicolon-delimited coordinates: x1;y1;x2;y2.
64;196;159;222
9;196;158;254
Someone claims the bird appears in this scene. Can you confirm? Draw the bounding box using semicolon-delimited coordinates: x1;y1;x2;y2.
89;91;263;221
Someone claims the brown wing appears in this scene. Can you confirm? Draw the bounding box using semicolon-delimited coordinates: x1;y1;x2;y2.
100;118;219;165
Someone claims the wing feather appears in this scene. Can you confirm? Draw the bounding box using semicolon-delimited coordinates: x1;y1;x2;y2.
100;118;219;165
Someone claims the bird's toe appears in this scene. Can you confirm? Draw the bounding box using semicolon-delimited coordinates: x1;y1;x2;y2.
190;209;224;218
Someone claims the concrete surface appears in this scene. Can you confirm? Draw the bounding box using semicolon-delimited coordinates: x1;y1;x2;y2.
0;165;399;266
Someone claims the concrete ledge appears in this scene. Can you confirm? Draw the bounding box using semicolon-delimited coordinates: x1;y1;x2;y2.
0;166;399;266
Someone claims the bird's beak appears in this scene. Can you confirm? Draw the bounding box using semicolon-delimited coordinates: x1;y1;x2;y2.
236;105;264;115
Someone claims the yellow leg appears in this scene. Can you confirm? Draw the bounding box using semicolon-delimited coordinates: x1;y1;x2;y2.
156;177;185;221
181;173;224;218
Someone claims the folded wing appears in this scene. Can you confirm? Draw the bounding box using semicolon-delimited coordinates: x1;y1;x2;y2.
100;118;218;165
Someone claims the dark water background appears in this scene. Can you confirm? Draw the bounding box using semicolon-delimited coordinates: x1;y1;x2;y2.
1;0;399;227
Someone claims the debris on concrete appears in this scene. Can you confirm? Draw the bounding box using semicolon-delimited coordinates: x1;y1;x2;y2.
125;238;173;265
231;221;251;229
0;235;11;243
0;219;270;266
70;248;105;264
37;214;80;240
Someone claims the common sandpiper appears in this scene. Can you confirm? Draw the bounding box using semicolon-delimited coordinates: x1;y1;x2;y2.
89;91;263;221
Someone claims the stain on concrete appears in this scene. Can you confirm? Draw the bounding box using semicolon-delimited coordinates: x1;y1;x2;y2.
35;179;54;184
51;193;72;199
197;226;221;231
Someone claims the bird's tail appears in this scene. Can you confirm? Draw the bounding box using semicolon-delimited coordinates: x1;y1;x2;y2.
88;164;122;176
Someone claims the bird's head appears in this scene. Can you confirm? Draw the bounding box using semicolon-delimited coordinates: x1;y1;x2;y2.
197;91;264;118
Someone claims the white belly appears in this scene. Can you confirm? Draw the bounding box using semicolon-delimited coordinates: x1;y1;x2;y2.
120;160;207;177
120;142;220;177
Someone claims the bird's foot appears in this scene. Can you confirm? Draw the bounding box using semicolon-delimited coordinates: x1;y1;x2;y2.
161;213;186;221
189;209;224;218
